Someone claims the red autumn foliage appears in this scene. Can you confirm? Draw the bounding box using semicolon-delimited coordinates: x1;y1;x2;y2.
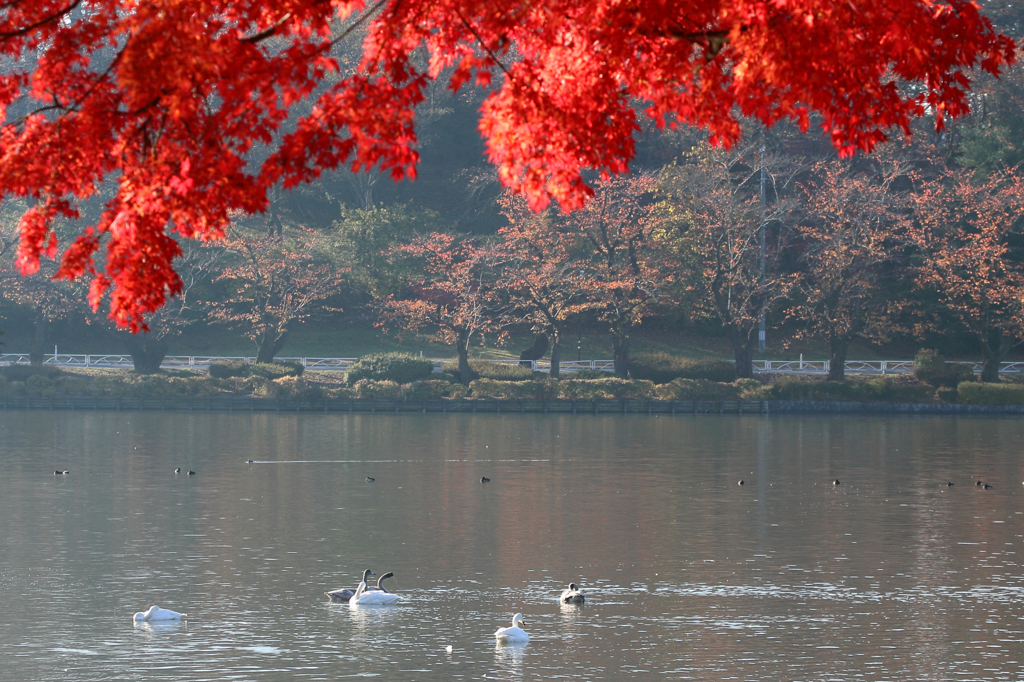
380;233;501;385
909;167;1024;382
0;0;1015;331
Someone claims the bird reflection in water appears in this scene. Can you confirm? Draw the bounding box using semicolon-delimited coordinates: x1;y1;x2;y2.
132;620;187;636
493;639;527;676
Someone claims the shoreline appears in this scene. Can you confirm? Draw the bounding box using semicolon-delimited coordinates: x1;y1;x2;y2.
3;396;1022;415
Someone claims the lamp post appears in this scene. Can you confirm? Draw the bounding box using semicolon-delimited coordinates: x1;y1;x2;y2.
577;269;585;362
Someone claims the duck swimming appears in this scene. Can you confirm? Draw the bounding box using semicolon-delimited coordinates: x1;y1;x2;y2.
494;613;528;643
132;605;185;622
560;583;585;604
326;571;393;601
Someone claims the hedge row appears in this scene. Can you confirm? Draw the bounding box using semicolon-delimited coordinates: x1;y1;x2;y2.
628;353;736;383
957;381;1024;405
345;353;433;385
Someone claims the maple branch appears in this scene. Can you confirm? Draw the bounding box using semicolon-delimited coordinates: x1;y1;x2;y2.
452;6;513;81
0;0;81;41
244;12;294;43
327;0;389;50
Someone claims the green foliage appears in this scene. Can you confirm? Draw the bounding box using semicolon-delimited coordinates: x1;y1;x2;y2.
347;353;434;385
208;360;250;379
403;379;455;400
568;368;610;379
629;353;736;383
956;381;1024;405
653;378;742;401
913;349;975;388
250;362;304;379
936;386;959;403
352;379;403;398
557;378;656;400
469;378;561;399
1;365;62;382
26;374;56;396
755;376;933;403
0;374;10;396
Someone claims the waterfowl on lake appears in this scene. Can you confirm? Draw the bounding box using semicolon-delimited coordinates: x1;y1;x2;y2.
350;586;401;605
977;480;984;486
832;479;840;486
494;613;529;643
560;583;585;604
174;468;181;474
984;483;994;489
246;459;254;464
738;480;744;485
481;477;491;483
365;477;375;483
326;568;374;601
132;605;185;622
53;470;68;475
187;471;196;476
326;571;393;601
947;482;955;486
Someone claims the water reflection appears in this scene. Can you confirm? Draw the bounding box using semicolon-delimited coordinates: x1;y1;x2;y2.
1;412;1024;680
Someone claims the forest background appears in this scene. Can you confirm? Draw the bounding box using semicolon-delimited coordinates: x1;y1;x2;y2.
1;3;1023;386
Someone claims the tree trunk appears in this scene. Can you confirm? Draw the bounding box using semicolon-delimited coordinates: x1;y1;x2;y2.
729;328;755;379
256;328;289;364
549;333;561;379
120;333;169;374
29;304;46;366
827;337;850;381
612;333;630;378
979;328;1006;383
457;331;472;386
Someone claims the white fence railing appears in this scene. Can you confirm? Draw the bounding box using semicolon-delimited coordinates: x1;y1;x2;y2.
0;353;1016;376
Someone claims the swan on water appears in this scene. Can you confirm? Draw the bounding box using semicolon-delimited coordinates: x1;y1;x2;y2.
132;605;185;622
326;571;393;601
560;583;585;604
326;568;374;601
494;613;528;643
350;588;401;605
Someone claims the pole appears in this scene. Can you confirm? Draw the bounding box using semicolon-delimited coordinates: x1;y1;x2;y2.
759;145;766;355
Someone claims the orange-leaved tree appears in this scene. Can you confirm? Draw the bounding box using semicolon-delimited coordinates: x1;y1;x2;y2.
567;174;667;377
788;159;910;381
380;233;501;385
208;229;344;364
494;193;590;379
0;0;1014;331
909;168;1024;382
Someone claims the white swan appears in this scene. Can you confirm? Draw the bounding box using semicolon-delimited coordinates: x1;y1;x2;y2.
560;583;585;604
494;613;529;643
132;605;185;622
350;588;401;605
327;571;393;601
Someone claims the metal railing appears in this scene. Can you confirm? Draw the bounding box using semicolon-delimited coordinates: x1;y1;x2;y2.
0;353;1018;376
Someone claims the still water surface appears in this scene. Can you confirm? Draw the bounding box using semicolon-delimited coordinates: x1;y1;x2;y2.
1;412;1023;681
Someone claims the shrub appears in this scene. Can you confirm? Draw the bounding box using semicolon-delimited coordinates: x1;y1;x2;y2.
957;381;1024;405
759;376;933;403
251;362;304;379
0;375;10;396
469;378;560;399
654;378;741;401
936;386;959;403
347;353;434;385
403;380;455;401
208;360;250;379
914;349;975;388
352;378;403;399
568;368;610;379
557;378;656;400
1;365;62;382
273;376;324;401
629;353;736;383
26;373;56;396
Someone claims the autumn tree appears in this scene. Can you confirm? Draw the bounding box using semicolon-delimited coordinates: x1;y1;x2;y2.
381;233;500;385
909;168;1024;382
787;160;909;380
209;229;343;363
494;194;589;378
0;1;1012;330
661;144;797;378
564;175;666;377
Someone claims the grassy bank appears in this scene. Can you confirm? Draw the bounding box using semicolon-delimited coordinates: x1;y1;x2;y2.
3;364;1019;406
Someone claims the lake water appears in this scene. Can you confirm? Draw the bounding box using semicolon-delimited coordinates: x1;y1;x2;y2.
1;411;1023;681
